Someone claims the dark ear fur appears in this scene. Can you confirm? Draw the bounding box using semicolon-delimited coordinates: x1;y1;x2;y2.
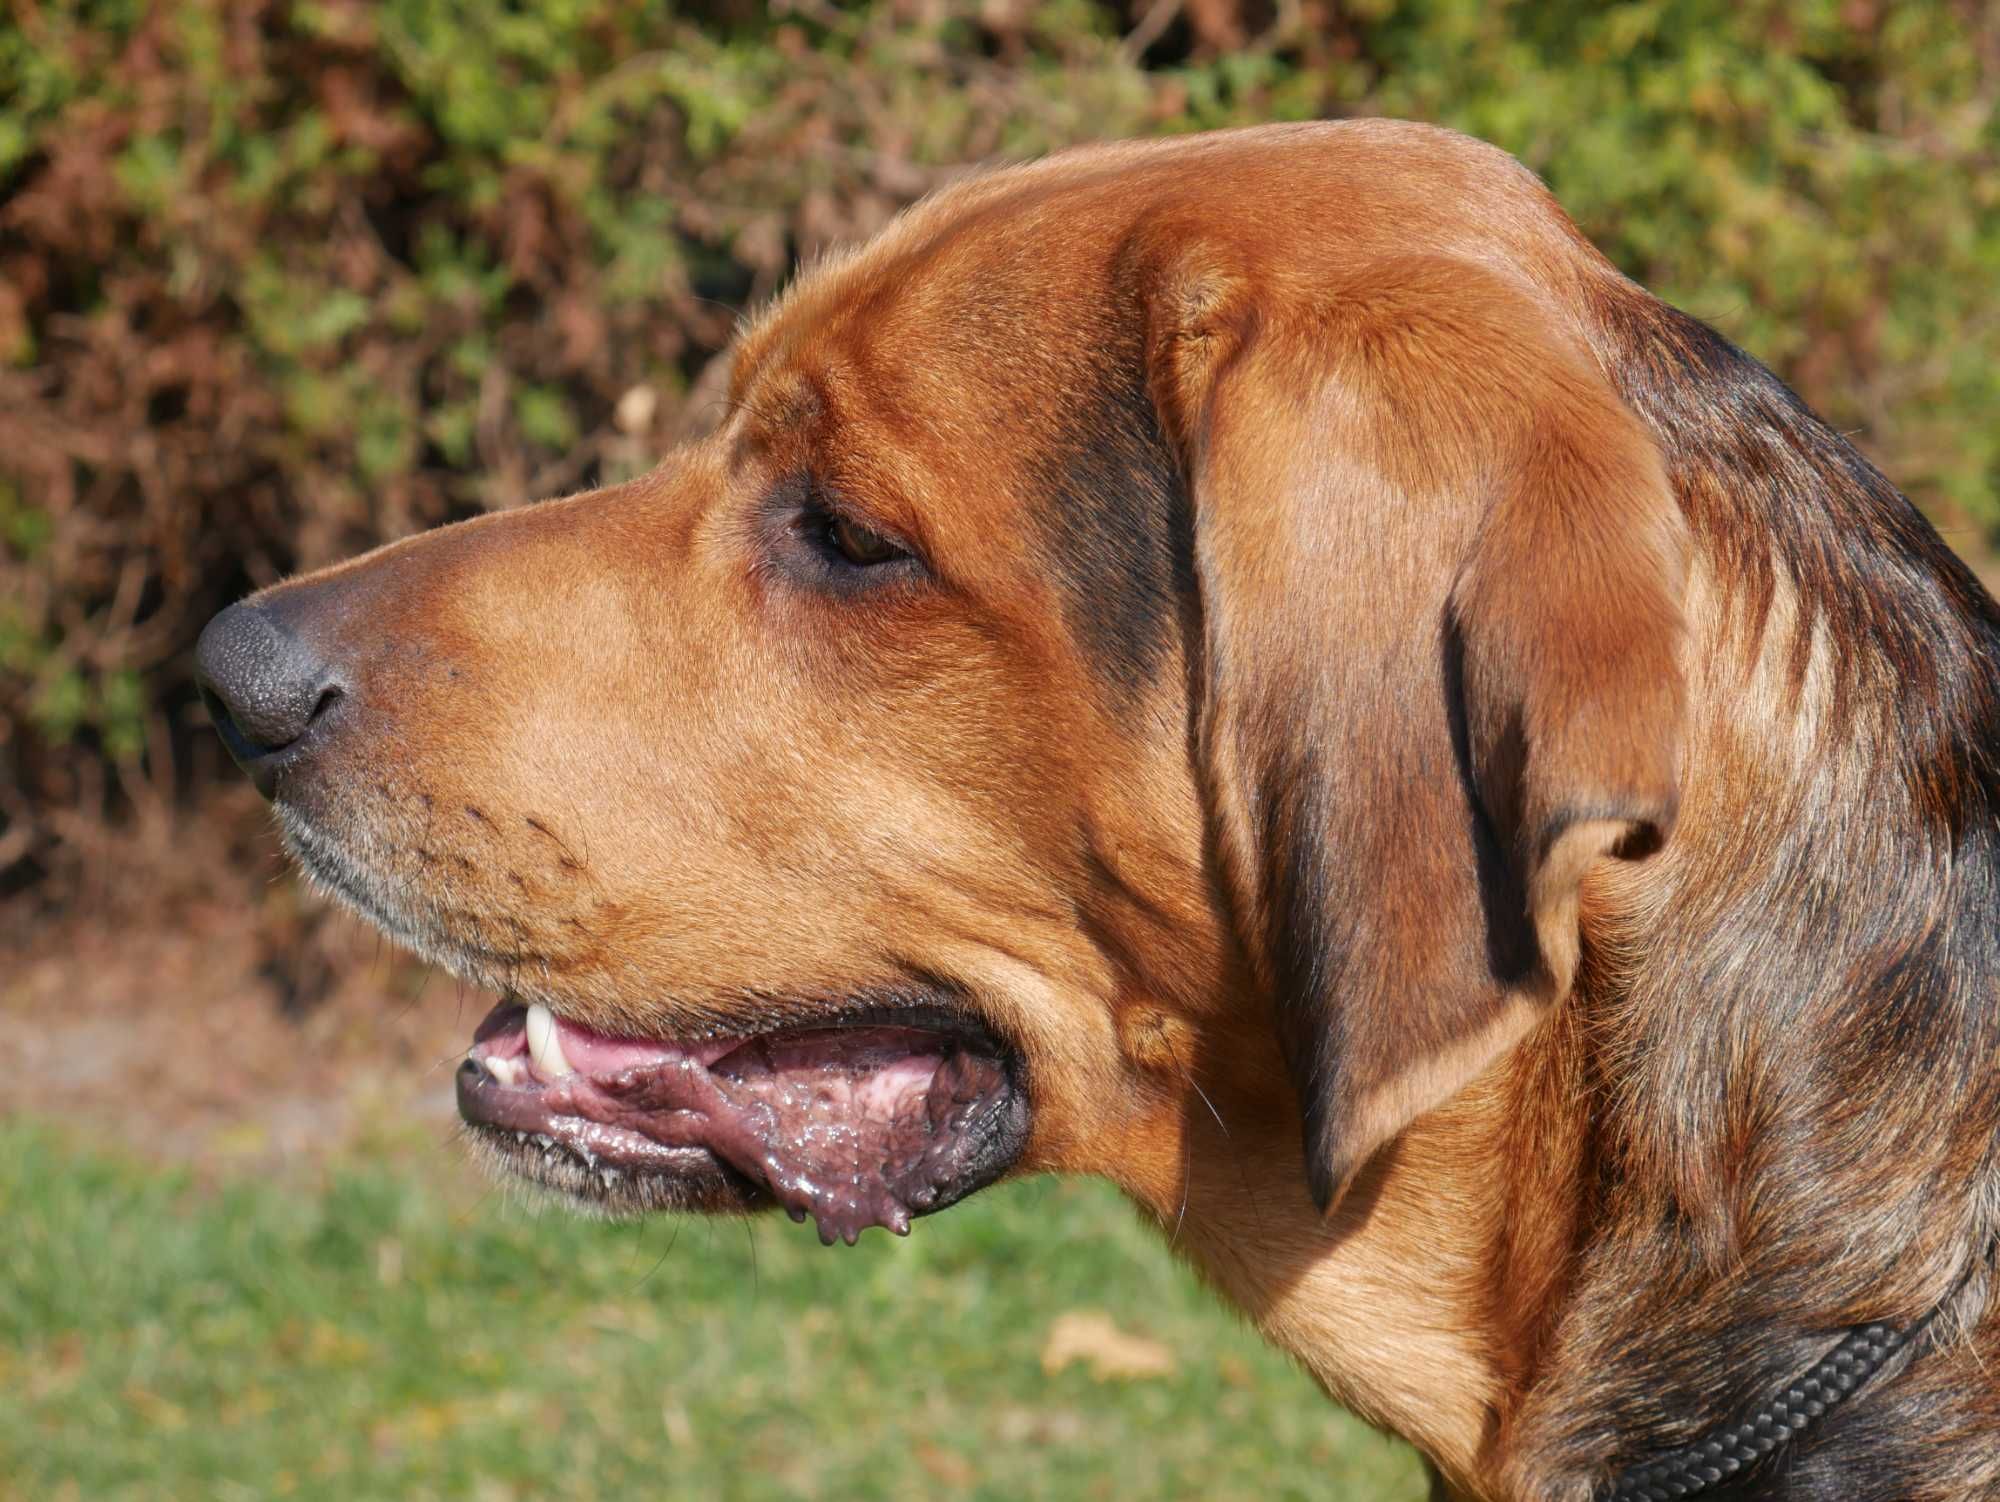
1142;251;1686;1213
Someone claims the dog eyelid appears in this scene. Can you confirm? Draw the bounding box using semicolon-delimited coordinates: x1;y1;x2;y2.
823;511;905;567
792;474;916;573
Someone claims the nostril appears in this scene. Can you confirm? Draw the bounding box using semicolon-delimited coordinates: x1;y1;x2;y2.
198;683;260;767
194;601;347;774
307;683;344;728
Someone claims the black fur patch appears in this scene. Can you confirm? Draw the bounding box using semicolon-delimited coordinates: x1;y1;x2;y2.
1262;743;1348;1213
1030;345;1193;705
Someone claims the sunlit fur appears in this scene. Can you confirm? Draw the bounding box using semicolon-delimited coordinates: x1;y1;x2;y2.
240;122;2000;1500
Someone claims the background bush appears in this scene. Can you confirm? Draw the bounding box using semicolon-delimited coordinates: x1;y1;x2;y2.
3;0;1996;894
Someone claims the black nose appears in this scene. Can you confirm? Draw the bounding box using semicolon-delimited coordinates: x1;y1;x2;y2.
195;601;345;795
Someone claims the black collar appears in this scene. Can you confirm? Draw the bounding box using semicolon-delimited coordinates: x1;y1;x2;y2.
1598;1265;1975;1501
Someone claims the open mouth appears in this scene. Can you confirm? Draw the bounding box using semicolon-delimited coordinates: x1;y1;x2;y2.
457;998;1029;1244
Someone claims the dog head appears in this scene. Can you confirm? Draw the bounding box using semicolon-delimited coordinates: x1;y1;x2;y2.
197;121;1684;1243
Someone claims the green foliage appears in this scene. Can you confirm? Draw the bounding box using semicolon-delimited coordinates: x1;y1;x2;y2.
1348;0;2000;519
0;481;53;560
0;1123;1425;1499
1;0;1995;880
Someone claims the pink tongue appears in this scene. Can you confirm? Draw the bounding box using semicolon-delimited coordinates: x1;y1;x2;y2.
557;1019;738;1074
564;1026;1012;1245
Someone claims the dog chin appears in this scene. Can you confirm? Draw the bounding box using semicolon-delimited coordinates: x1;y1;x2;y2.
460;1122;758;1221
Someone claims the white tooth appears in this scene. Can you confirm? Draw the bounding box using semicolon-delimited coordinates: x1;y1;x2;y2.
484;1054;524;1087
526;1003;575;1078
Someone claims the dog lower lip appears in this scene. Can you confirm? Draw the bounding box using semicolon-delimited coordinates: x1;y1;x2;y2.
457;1000;1029;1244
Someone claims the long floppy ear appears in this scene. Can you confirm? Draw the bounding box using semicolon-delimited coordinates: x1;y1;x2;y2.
1143;252;1686;1214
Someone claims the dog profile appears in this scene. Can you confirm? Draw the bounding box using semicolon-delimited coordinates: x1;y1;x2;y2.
197;122;2000;1500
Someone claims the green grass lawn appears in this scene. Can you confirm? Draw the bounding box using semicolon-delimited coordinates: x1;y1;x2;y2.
0;1121;1425;1501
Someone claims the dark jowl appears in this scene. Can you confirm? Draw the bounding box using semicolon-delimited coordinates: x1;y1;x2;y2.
456;1000;1028;1243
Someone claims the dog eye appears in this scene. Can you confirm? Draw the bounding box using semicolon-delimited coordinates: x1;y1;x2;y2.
824;512;904;567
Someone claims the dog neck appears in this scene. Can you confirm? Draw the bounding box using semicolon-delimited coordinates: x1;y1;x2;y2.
1111;1024;1542;1497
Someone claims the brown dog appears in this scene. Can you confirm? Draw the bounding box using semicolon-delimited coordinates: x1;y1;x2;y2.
196;122;2000;1500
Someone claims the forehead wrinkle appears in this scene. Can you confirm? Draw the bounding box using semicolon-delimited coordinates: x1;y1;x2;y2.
723;365;827;470
741;169;1135;400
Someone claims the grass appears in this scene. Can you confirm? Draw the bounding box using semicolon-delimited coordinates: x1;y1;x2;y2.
0;1121;1425;1501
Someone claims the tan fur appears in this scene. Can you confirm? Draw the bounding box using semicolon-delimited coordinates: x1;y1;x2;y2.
230;122;2000;1500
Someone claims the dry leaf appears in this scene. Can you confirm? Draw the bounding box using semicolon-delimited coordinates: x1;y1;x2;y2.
1040;1310;1177;1382
915;1443;977;1486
